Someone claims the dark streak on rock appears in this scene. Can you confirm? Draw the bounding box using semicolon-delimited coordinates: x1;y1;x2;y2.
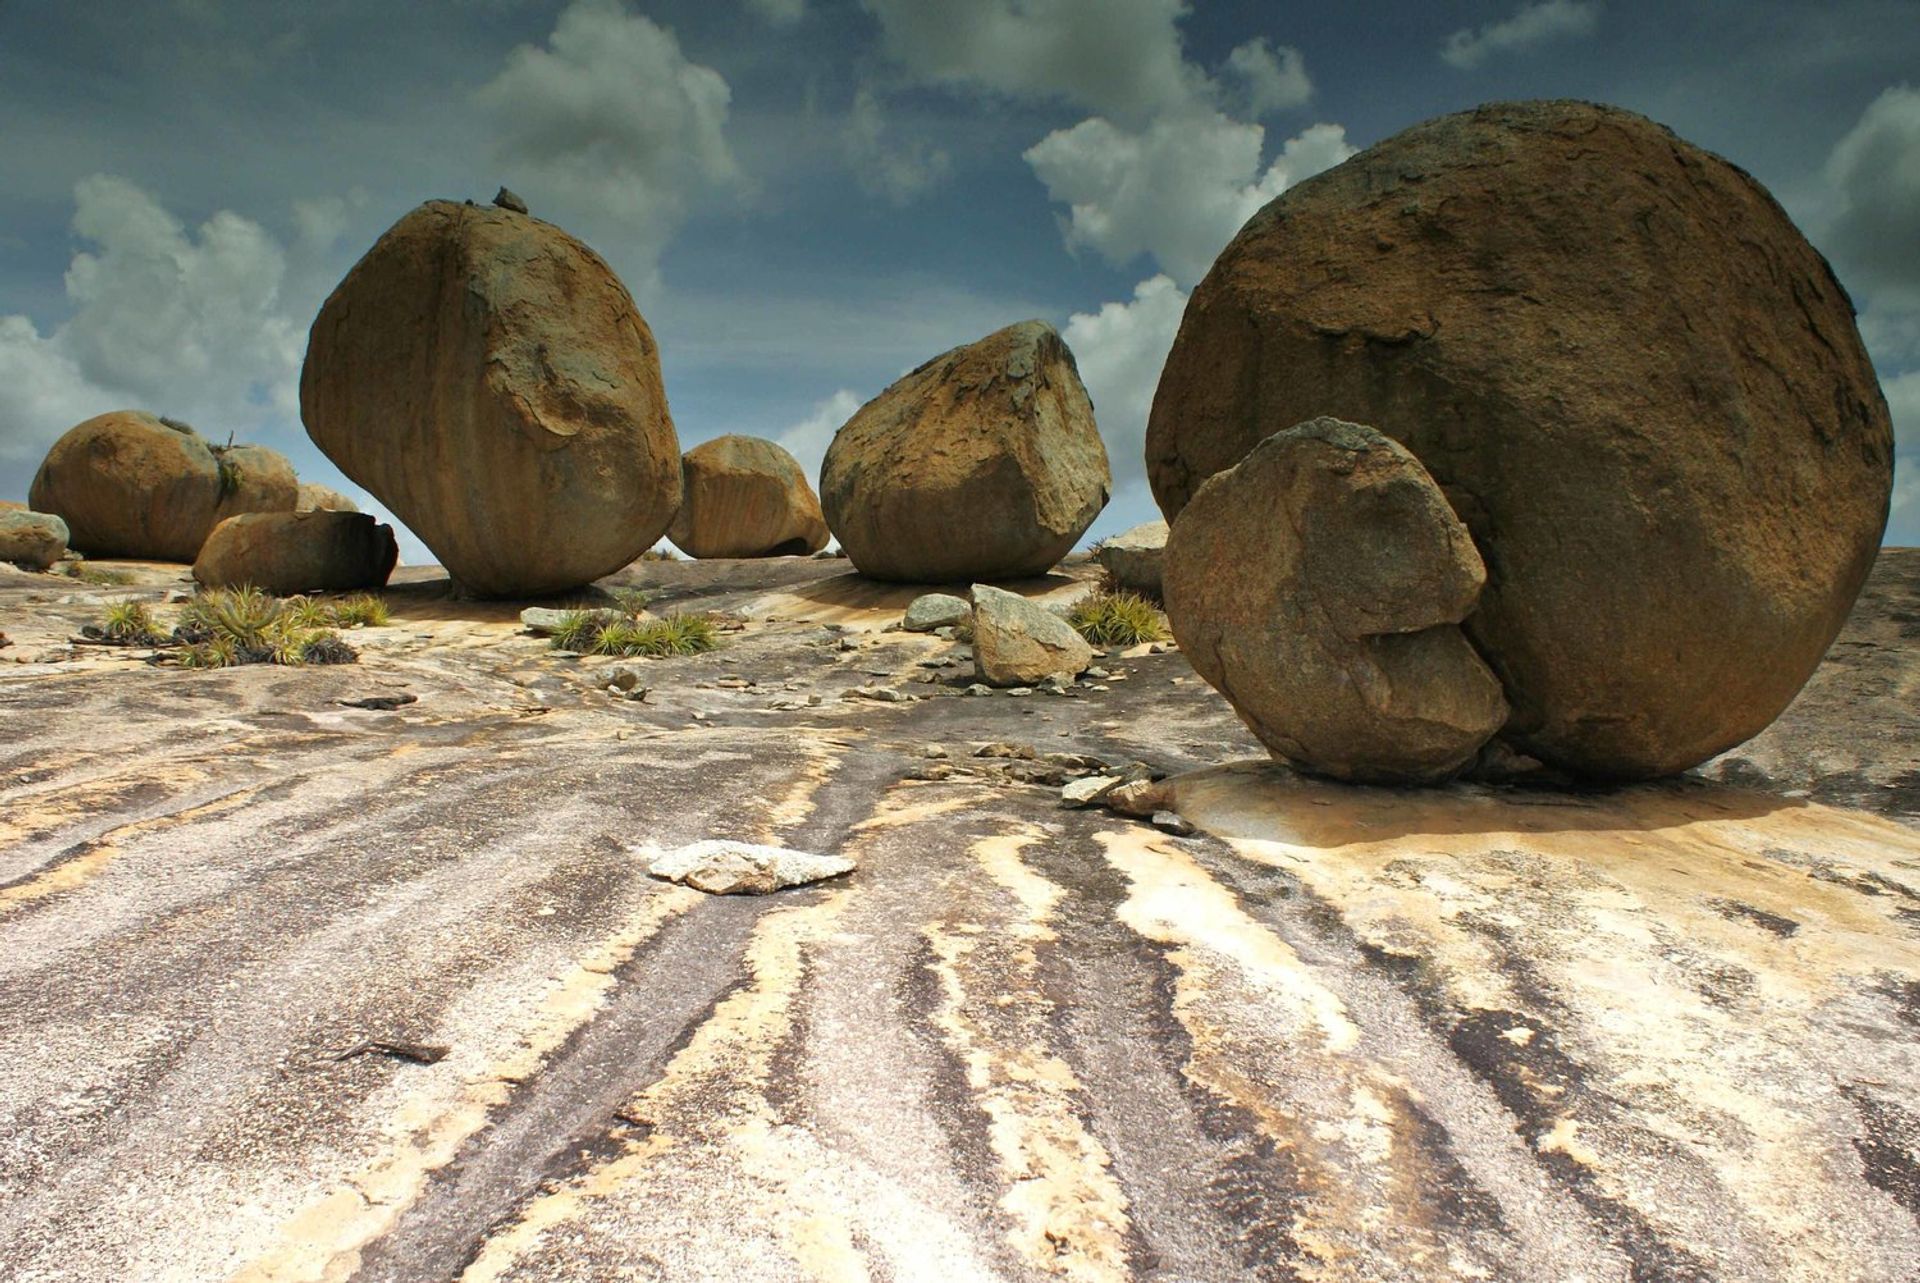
1843;1086;1920;1225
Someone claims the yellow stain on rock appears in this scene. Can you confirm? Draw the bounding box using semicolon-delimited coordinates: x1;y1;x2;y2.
0;784;253;916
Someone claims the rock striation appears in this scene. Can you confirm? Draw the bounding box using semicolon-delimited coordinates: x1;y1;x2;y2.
29;411;297;562
1147;100;1893;779
301;200;681;598
668;435;829;559
193;511;398;595
821;321;1109;582
1164;419;1508;784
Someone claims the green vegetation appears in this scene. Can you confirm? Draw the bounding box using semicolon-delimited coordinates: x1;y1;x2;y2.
1067;590;1167;647
171;586;358;668
63;564;134;586
330;593;391;628
101;601;164;644
549;607;720;658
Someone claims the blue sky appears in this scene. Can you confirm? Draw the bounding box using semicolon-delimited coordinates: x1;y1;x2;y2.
2;0;1916;560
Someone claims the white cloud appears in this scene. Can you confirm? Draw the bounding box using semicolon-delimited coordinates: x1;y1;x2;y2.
1025;116;1354;286
775;388;864;489
842;88;952;204
1824;84;1920;313
745;0;804;26
1226;38;1312;116
0;174;304;472
1063;274;1186;500
860;0;1208;124
1441;0;1601;70
475;0;742;296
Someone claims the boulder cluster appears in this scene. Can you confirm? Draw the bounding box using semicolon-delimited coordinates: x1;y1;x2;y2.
1152;100;1893;782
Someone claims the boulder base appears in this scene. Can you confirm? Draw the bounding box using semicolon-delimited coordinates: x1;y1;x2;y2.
821;321;1110;582
667;435;828;559
193;511;398;595
1146;99;1893;779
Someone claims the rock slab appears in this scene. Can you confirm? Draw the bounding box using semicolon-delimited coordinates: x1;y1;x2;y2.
668;435;829;559
821;320;1110;582
902;593;970;633
1096;520;1168;598
0;511;70;570
971;583;1094;687
1163;419;1508;784
301;200;682;598
30;411;297;562
644;840;855;895
193;511;398;595
1146;100;1894;779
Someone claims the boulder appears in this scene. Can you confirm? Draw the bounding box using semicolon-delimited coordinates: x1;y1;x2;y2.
296;483;358;513
301;200;681;598
193;511;398;595
0;510;70;570
1164;419;1508;785
821;320;1110;582
1146;100;1893;779
1095;520;1168;597
902;593;969;633
29;411;298;561
970;583;1094;687
667;435;829;559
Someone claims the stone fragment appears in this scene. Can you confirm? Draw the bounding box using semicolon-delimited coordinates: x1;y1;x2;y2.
903;593;970;633
643;840;854;895
0;510;69;570
1061;775;1123;807
1096;520;1168;597
970;583;1094;687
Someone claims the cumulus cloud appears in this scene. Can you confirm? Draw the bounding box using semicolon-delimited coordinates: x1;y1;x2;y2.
1226;38;1312;116
744;0;804;26
859;0;1207;124
1063;274;1186;497
775;387;865;489
1824;84;1920;312
842;88;952;205
1441;0;1601;70
1025;117;1354;285
0;175;304;471
476;0;741;293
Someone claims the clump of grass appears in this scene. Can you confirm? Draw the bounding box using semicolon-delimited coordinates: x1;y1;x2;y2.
101;601;164;644
559;610;720;658
171;585;358;668
282;596;336;630
62;564;135;586
178;635;238;669
330;593;390;628
610;587;650;616
1067;590;1166;647
181;586;281;650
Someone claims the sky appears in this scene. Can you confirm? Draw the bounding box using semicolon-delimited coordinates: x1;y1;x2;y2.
1;0;1916;562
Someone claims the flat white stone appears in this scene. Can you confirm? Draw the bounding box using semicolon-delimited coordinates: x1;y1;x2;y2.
642;840;855;896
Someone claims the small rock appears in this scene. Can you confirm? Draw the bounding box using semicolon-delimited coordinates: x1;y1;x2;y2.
908;763;956;781
903;593;970;633
970;583;1094;687
837;636;861;651
1104;778;1173;817
1061;775;1123;807
974;742;1037;760
922;744;950;759
1085;666;1109;679
846;685;909;702
1151;811;1195;837
492;186;529;214
604;665;645;692
965;683;992;696
934;626;958;641
1044;752;1109;771
1005;687;1035;698
643;840;854;895
335;694;417;711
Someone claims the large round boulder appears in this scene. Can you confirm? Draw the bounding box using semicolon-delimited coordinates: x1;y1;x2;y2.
821;320;1110;582
1164;419;1509;784
1146;100;1894;779
300;199;681;598
29;411;298;561
193;511;398;595
0;510;70;571
667;435;828;558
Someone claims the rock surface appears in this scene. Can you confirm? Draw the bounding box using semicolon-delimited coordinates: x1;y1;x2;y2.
301;200;681;598
971;581;1095;687
1165;419;1508;784
192;511;398;594
0;510;69;570
667;435;829;559
1096;520;1168;598
1146;100;1893;779
821;320;1110;582
296;483;358;513
644;840;854;895
902;593;969;633
29;411;297;561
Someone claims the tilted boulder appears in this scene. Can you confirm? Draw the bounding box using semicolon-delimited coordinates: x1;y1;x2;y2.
1095;520;1168;598
193;511;397;595
1146;100;1893;779
296;483;358;513
0;510;70;570
667;435;828;559
971;583;1094;687
821;321;1110;582
902;593;969;633
301;200;681;598
1164;419;1508;784
29;411;297;561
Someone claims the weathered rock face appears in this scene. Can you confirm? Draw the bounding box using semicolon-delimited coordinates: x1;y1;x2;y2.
1164;419;1508;784
29;412;298;562
296;483;358;513
667;436;828;559
821;321;1110;582
971;582;1095;686
1096;520;1168;598
0;510;69;570
1146;100;1894;779
301;200;682;598
193;511;398;595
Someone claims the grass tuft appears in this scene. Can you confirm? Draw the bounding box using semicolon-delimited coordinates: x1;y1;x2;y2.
62;565;135;586
554;609;720;658
1067;590;1166;647
170;586;361;668
330;593;390;628
101;601;163;644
